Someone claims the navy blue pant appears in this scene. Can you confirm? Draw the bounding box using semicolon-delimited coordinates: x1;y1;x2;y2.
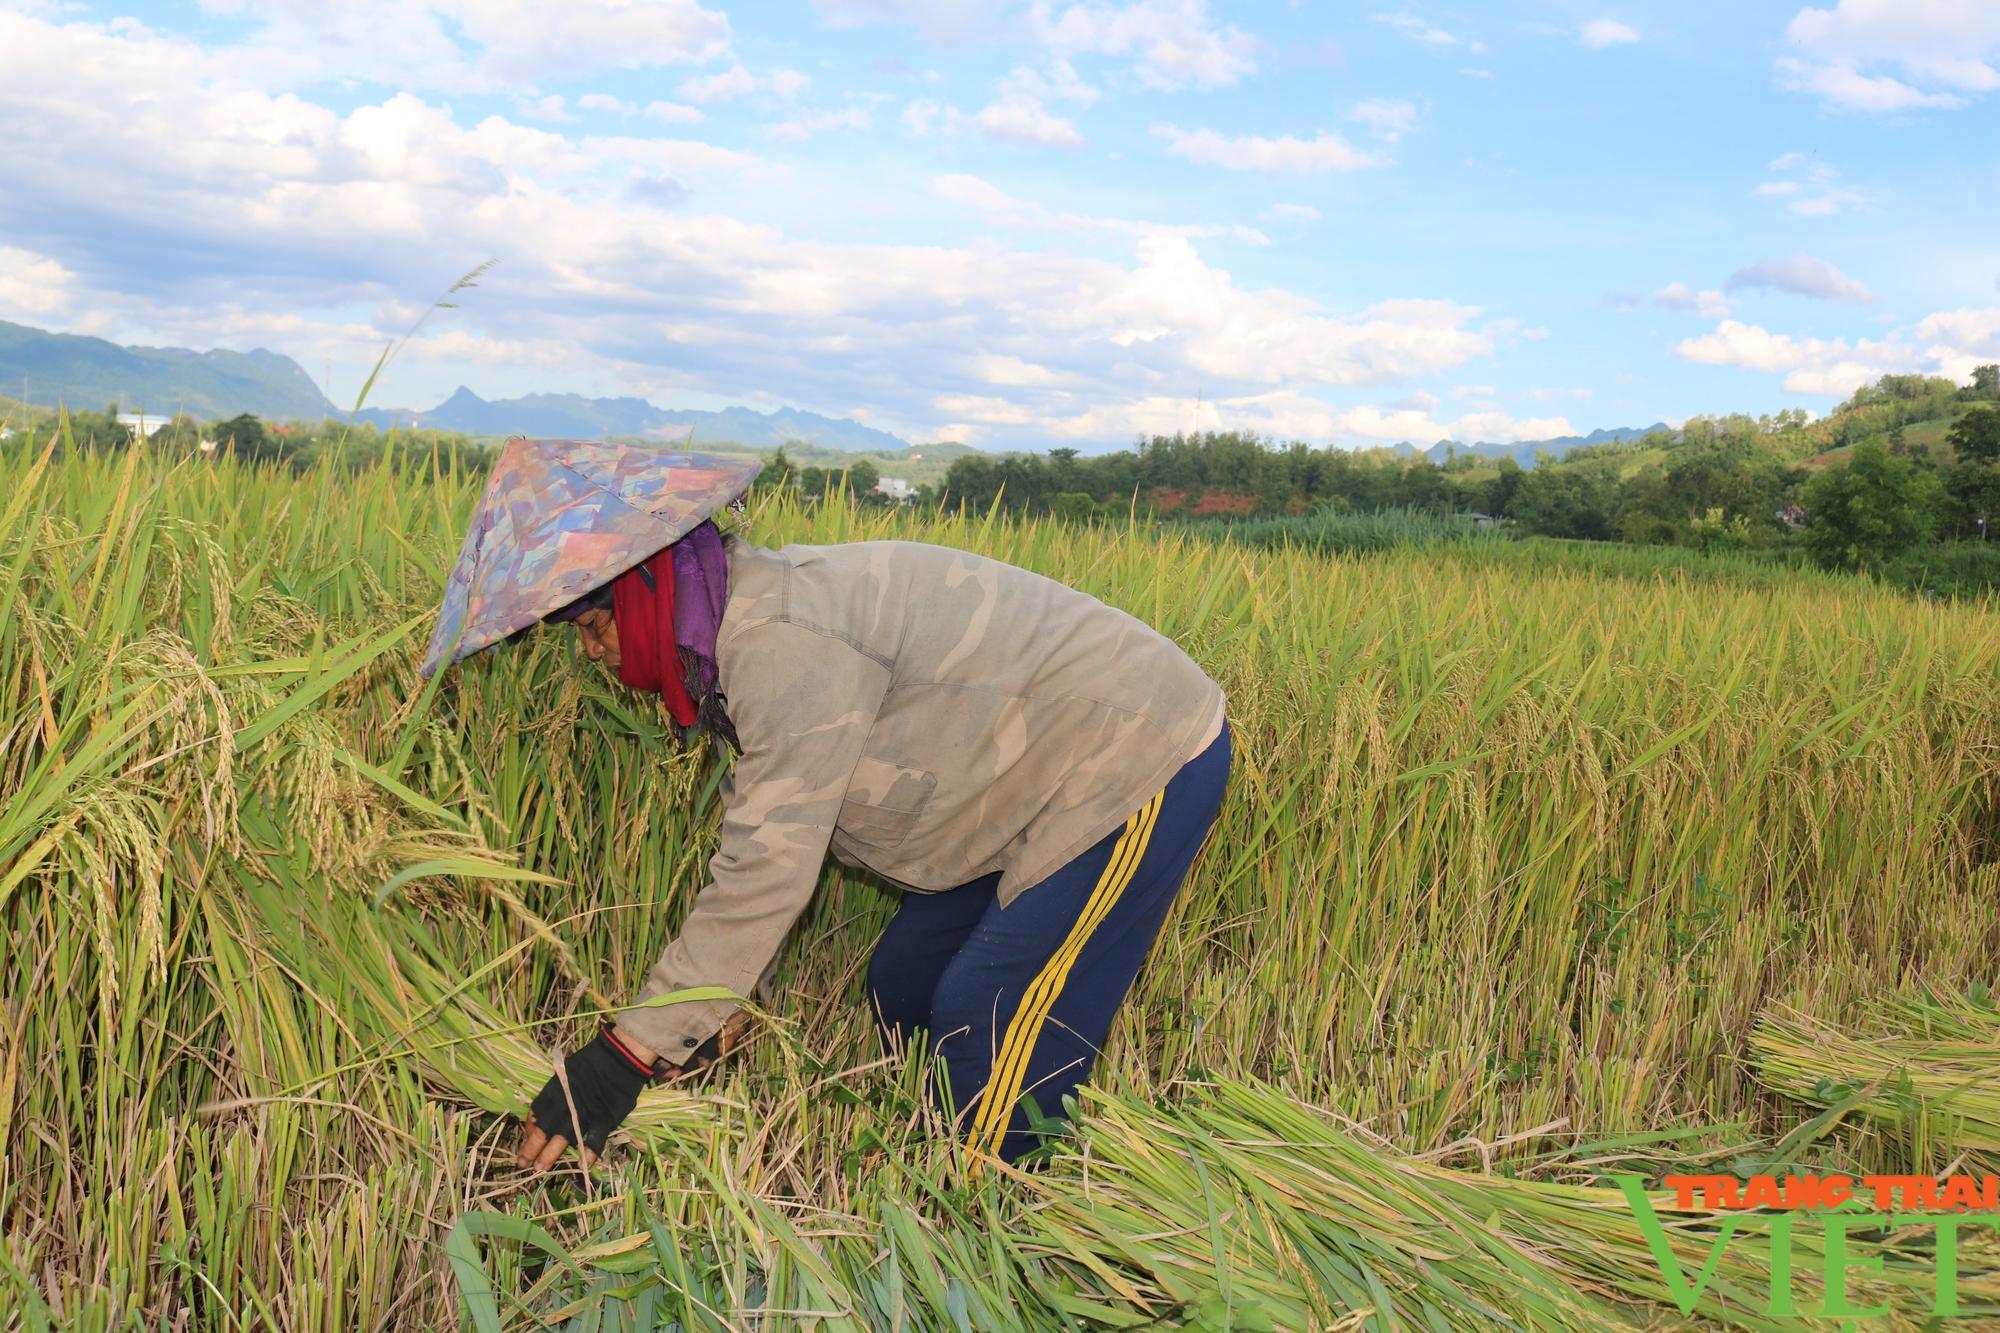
865;722;1232;1165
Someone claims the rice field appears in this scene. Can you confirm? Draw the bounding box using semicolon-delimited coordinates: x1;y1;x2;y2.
4;438;2000;1329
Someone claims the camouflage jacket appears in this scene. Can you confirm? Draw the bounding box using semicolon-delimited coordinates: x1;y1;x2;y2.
617;537;1226;1061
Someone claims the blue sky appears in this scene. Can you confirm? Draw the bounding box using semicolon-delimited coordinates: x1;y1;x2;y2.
0;0;1995;450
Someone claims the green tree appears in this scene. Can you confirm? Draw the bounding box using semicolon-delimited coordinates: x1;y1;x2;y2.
1799;442;1940;572
1397;459;1450;513
1971;364;1999;402
1046;446;1082;495
1507;458;1620;540
1948;406;2000;465
63;406;130;451
1942;461;2000;540
1485;456;1524;517
760;445;796;494
845;458;880;498
213;414;275;463
154;414;204;451
1049;492;1097;524
939;455;1002;511
1254;465;1293;515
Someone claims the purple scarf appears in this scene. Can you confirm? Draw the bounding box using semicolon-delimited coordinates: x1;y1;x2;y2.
669;521;738;750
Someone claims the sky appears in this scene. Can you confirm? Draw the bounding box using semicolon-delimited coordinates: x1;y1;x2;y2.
0;0;1996;451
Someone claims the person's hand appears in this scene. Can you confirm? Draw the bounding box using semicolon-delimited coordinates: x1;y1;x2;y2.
516;1025;660;1171
514;1015;754;1171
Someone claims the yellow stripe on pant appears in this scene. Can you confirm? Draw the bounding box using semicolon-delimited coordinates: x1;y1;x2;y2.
966;787;1165;1162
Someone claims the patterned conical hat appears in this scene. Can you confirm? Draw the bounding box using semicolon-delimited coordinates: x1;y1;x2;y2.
420;438;762;677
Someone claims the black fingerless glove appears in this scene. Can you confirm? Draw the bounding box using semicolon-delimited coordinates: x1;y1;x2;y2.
529;1025;659;1155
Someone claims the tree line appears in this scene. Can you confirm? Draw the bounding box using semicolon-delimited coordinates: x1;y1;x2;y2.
907;367;2000;579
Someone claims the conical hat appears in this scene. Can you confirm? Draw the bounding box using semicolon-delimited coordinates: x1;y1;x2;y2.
421;438;762;676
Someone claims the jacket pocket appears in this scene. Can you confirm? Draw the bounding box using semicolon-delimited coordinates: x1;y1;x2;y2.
838;755;938;847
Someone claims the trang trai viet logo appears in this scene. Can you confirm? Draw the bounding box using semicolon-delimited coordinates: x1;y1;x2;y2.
1616;1171;2000;1319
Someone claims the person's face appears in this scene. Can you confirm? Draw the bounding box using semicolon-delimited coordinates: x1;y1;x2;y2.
573;607;621;674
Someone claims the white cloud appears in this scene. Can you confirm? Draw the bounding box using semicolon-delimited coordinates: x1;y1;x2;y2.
1789;188;1868;217
678;64;808;104
1669;313;2000;396
577;93;636;114
0;11;1516;448
1780;0;2000;112
1913;307;2000;356
1680;303;2000;399
1755;153;1868;215
1372;12;1480;50
2;7;1607;451
1725;254;1876;303
1912;306;2000;382
1579;19;1638;48
976;99;1085;147
1452;384;1495;397
767;106;871;143
935;388;1567;447
812;0;999;43
815;0;1257;91
193;0;732;91
643;100;705;124
1029;0;1258;90
934;172;1269;244
1258;203;1322;223
1675;320;1905;394
1774;56;1961;111
1346;97;1419;142
517;94;575;123
903;60;1098;149
968;59;1097;147
0;245;78;319
1005;57;1101;108
1154;123;1387;173
677;64;759;102
1652;283;1731;318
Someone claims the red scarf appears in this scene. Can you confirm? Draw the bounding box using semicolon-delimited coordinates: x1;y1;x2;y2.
611;554;698;727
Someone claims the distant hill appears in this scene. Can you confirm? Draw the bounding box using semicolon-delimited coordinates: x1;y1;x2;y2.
0;319;335;420
358;386;919;453
0;320;936;452
1410;425;1672;469
354;388;919;451
0;318;1690;469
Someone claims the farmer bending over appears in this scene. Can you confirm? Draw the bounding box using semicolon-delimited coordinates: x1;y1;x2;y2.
421;439;1231;1171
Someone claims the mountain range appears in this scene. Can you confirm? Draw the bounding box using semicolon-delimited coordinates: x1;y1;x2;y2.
0;319;333;421
352;386;913;453
1404;425;1672;467
0;319;1664;465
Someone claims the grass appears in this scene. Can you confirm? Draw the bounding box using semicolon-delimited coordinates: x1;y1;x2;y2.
1200;504;1508;555
1753;986;2000;1176
4;436;2000;1328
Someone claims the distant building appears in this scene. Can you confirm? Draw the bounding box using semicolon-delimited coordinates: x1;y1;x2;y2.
1457;511;1499;530
117;412;172;438
875;476;916;502
1776;502;1806;530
